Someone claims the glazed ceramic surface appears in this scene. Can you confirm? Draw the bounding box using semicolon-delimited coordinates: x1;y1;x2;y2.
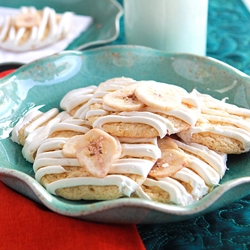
1;45;250;224
0;0;123;50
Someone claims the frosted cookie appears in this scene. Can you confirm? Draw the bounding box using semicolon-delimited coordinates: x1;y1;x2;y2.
60;85;97;119
172;138;227;186
0;6;73;51
177;89;250;154
136;136;227;205
48;116;92;139
60;77;136;120
11;106;69;162
34;128;161;200
94;77;136;93
11;105;49;146
86;79;201;138
10;105;93;163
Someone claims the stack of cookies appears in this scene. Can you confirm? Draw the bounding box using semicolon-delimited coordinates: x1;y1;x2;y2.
11;77;250;206
0;6;73;51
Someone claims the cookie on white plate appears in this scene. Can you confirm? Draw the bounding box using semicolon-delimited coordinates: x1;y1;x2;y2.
0;6;73;51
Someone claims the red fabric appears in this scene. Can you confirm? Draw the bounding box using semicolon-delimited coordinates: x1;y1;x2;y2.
0;181;145;250
0;69;145;249
0;69;16;78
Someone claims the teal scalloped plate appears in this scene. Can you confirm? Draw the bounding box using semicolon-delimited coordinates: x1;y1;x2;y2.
0;0;123;51
1;45;250;224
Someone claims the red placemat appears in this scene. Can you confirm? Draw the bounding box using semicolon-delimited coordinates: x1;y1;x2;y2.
0;69;145;250
0;69;15;78
0;181;145;250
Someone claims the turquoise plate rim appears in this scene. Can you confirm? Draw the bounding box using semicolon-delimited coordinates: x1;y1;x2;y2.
68;0;123;51
1;45;250;224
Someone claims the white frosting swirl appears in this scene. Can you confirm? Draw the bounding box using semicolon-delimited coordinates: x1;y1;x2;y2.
178;125;250;153
92;111;178;138
173;139;227;178
60;85;97;114
35;165;67;182
185;155;221;186
45;175;139;197
141;178;194;206
48;122;90;136
22;115;62;163
24;108;59;137
109;159;154;177
120;143;161;159
191;89;250;116
170;167;209;200
143;105;199;126
201;113;250;132
11;105;44;143
94;77;136;93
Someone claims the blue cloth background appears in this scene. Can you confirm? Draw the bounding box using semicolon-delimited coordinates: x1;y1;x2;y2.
114;0;250;249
